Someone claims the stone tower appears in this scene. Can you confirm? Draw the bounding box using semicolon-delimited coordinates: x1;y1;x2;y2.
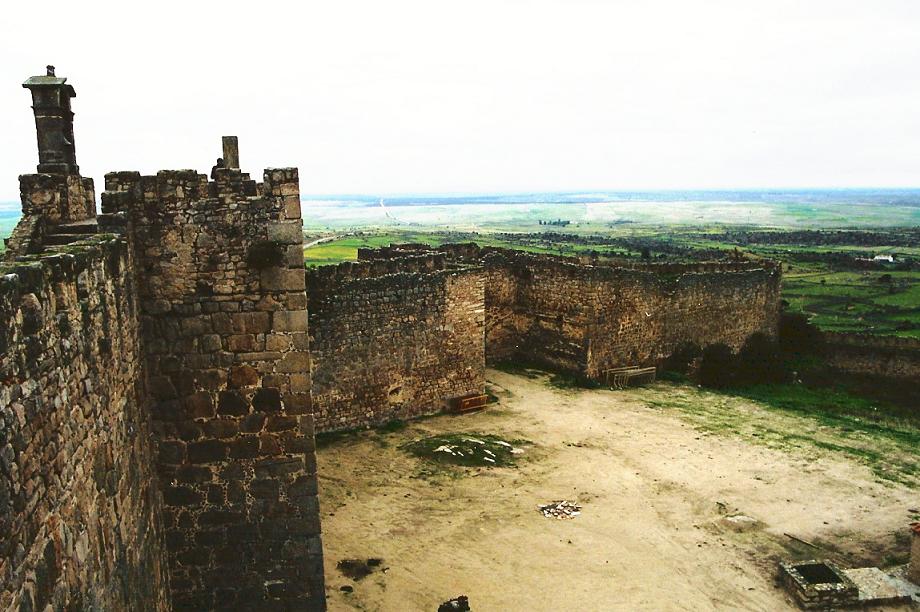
22;65;79;175
7;67;96;257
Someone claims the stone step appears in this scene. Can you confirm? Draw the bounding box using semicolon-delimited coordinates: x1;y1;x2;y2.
44;233;92;246
52;219;99;234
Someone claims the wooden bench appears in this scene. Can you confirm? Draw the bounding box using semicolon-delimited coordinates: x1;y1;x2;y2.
603;366;656;389
450;393;489;414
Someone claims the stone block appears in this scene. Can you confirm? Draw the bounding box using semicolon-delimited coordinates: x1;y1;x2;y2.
273;310;307;332
228;365;259;388
283;196;301;220
284;245;304;267
187;440;228;464
282;393;312;415
228;436;260;459
260;268;306;292
290;373;311;393
230;312;270;334
228;334;259;353
200;334;222;353
265;334;292;352
252;388;282;412
184;392;215;419
217;391;249;416
276;351;310;373
266;221;303;245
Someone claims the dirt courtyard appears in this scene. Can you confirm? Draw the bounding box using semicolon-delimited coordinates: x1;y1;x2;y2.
317;370;917;611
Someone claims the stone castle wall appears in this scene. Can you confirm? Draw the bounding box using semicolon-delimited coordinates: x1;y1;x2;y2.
584;260;781;377
821;332;920;381
102;167;325;610
307;257;485;432
4;174;96;259
0;236;169;610
358;244;782;378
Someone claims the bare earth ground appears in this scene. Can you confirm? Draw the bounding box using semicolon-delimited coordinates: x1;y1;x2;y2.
318;370;918;611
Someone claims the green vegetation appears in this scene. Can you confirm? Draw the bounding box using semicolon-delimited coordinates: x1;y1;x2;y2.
302;230;579;267
402;432;527;467
634;382;920;485
783;270;920;338
304;232;445;266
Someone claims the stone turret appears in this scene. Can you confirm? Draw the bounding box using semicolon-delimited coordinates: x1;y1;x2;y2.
6;68;95;258
22;65;79;175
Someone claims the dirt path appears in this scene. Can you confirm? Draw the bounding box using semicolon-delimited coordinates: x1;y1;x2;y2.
317;370;917;611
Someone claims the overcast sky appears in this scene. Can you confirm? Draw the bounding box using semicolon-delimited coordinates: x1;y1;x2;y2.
1;0;918;198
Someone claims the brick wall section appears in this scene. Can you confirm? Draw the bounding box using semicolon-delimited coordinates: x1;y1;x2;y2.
0;239;170;610
308;259;486;432
103;167;326;610
822;332;920;381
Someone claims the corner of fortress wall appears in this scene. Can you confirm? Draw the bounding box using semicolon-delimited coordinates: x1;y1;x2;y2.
306;254;486;432
2;127;327;610
354;243;783;380
102;165;326;609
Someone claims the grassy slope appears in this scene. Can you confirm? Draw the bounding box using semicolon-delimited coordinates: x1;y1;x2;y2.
632;382;920;486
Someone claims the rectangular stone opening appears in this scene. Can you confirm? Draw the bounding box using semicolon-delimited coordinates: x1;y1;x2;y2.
794;562;842;585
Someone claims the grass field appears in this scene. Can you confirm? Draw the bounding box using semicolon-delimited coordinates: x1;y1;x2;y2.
303;231;575;266
304;233;443;266
782;270;920;338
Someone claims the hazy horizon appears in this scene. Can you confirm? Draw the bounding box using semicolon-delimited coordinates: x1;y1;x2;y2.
2;0;920;200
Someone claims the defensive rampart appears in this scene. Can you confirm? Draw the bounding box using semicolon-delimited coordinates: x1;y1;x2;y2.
0;237;170;611
358;244;782;379
102;166;325;610
821;332;920;381
307;256;485;432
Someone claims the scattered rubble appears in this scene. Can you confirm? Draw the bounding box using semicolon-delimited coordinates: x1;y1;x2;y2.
538;500;582;519
336;558;385;581
438;595;471;611
403;433;528;467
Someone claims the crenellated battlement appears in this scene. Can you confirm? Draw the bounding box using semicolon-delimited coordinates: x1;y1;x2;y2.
2;68;794;612
2;69;327;612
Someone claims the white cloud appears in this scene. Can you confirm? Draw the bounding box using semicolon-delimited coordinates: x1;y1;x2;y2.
1;0;918;198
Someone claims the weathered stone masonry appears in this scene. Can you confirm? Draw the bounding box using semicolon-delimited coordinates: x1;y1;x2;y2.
0;236;170;611
102;166;325;610
821;332;920;382
359;244;782;379
2;67;786;610
307;255;485;432
307;243;780;434
2;70;326;611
